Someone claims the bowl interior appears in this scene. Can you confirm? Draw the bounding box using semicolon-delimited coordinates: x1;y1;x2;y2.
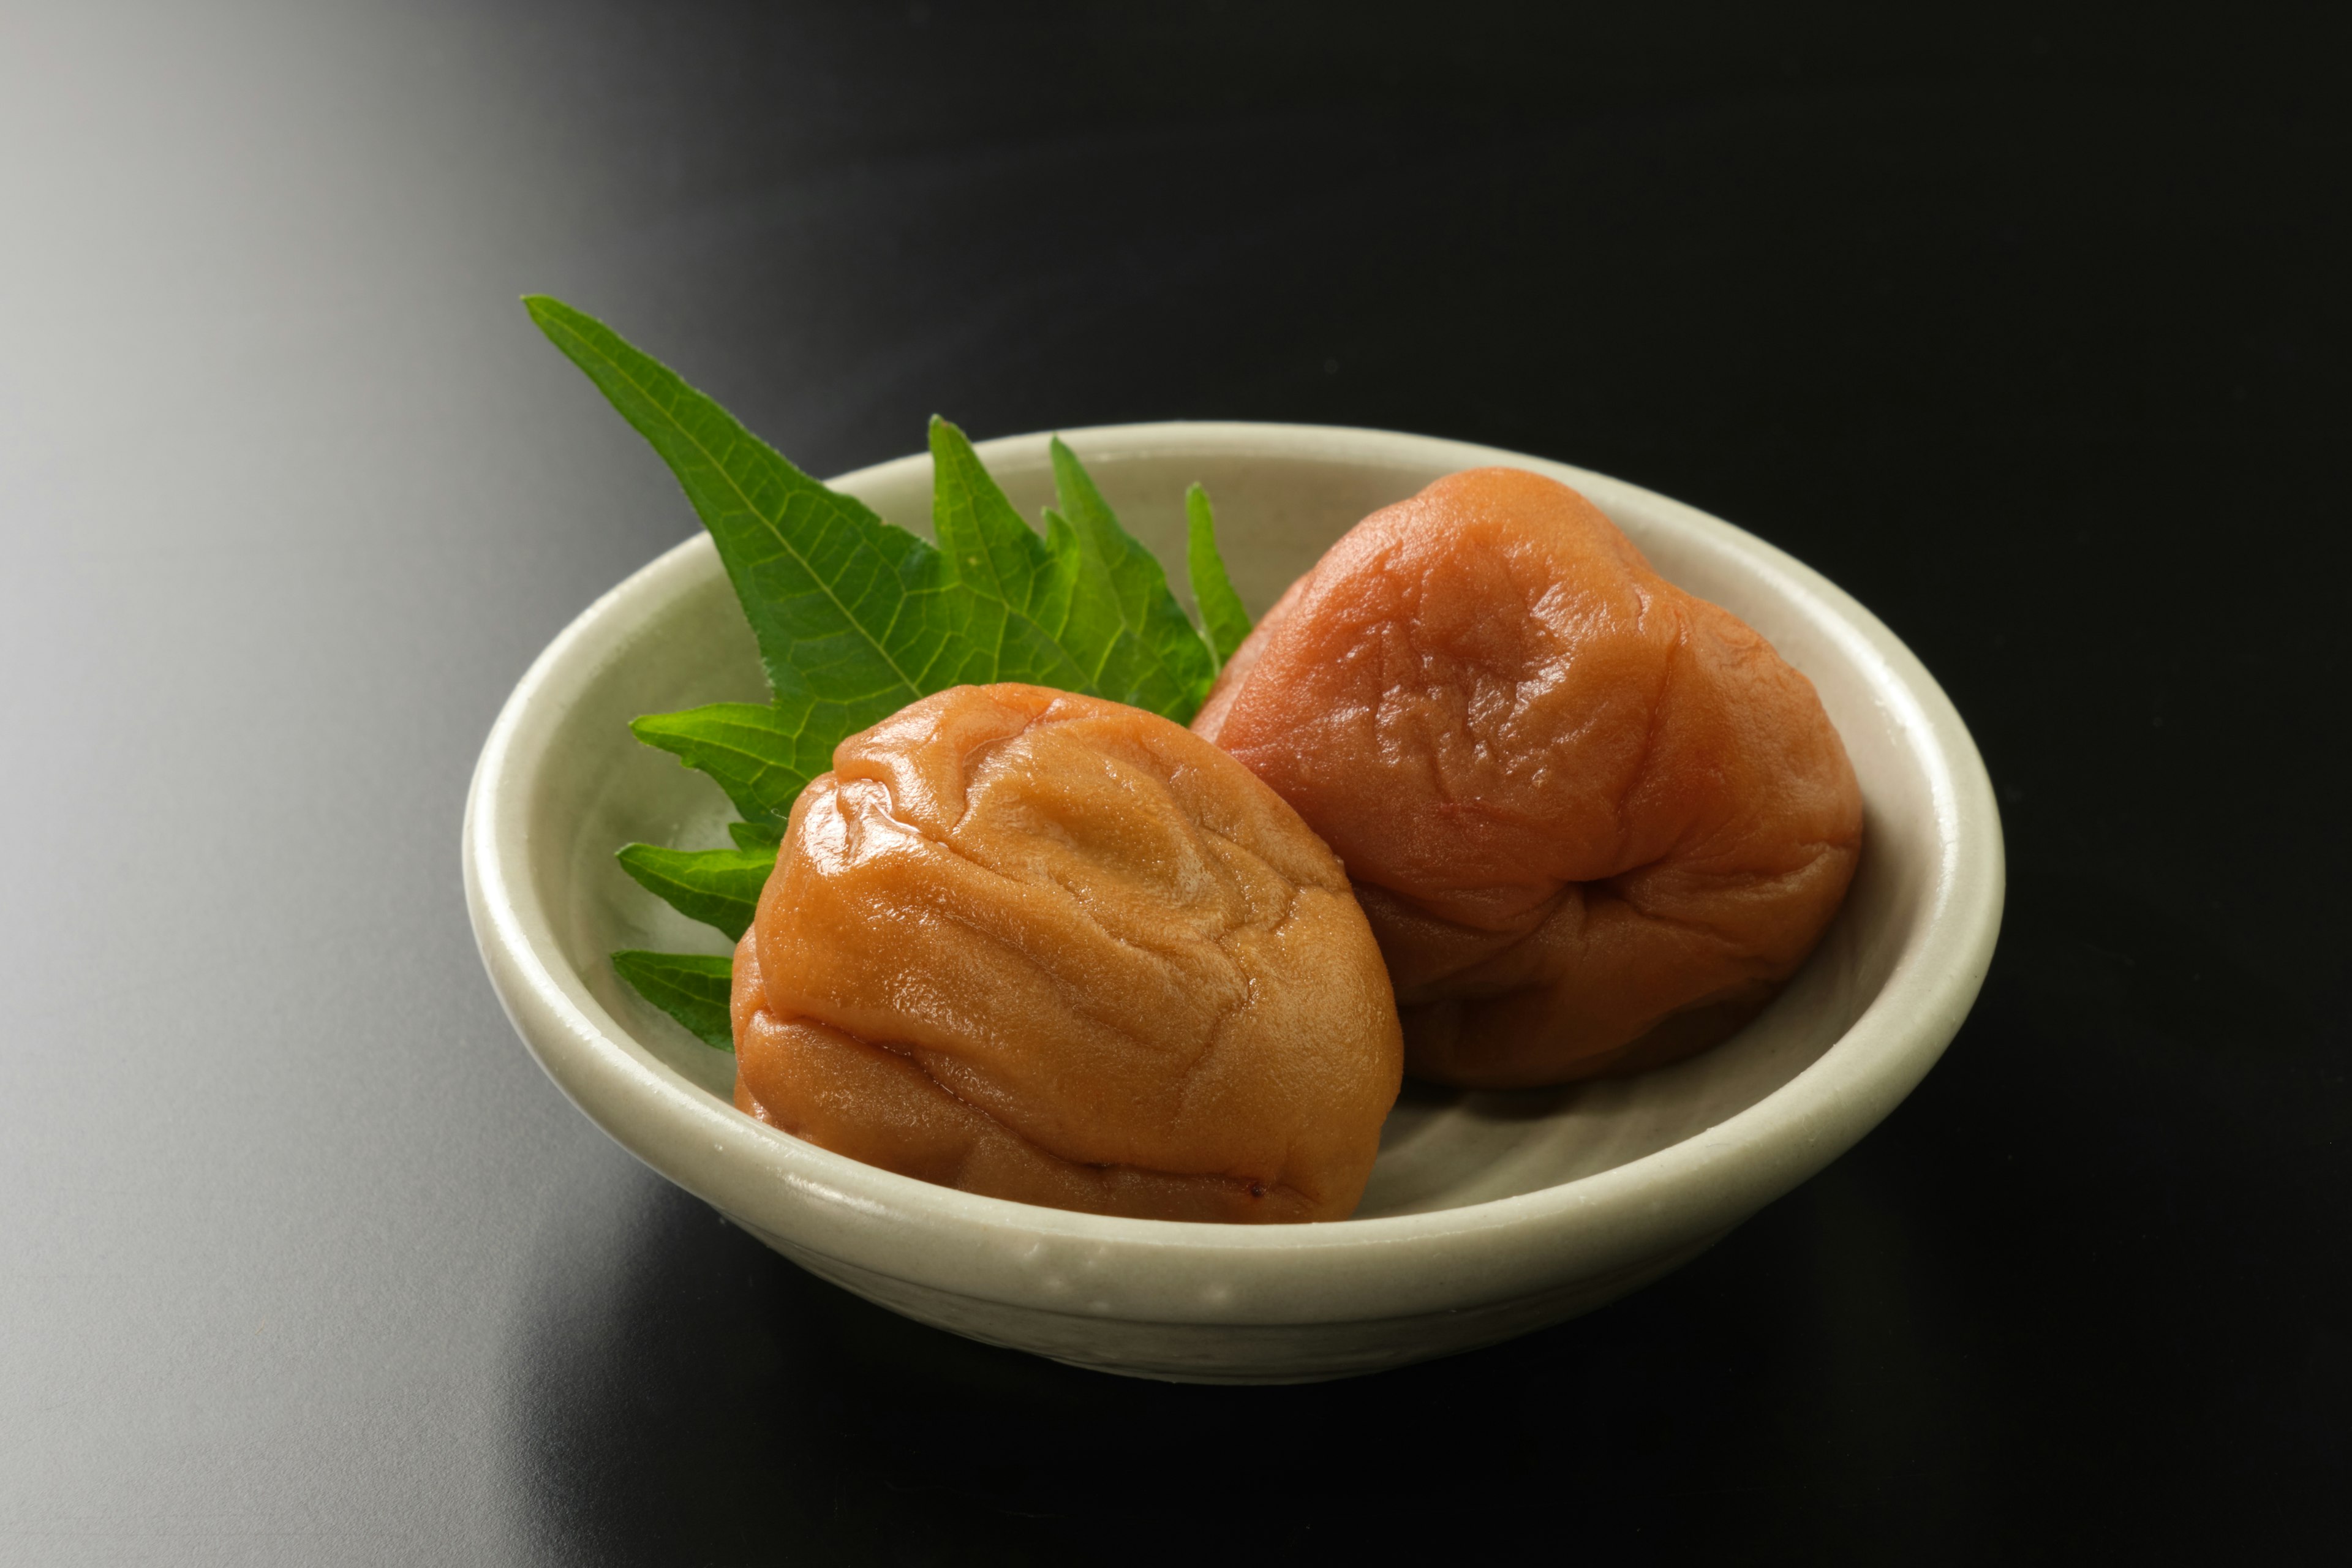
527;433;1928;1220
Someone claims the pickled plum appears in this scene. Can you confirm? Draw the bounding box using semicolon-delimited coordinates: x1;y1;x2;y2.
732;684;1403;1223
1194;468;1863;1088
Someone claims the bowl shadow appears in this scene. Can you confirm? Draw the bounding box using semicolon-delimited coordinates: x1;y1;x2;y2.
502;1137;1977;1565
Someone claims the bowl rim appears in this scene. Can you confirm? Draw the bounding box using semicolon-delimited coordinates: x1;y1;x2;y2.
464;420;2004;1322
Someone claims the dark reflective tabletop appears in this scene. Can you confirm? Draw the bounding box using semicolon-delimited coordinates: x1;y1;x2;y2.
3;3;2345;1561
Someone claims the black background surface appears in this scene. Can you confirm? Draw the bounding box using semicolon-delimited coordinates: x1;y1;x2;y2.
2;2;2346;1562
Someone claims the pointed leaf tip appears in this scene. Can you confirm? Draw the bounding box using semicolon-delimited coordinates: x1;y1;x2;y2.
1185;483;1253;669
521;293;576;333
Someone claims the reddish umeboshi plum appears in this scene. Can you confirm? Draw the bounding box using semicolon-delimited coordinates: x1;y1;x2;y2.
731;684;1403;1223
1194;468;1863;1089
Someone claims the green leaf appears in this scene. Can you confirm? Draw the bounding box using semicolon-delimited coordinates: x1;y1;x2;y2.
527;295;933;760
628;703;821;827
1041;436;1218;715
921;417;1096;692
612;951;736;1050
726;818;785;850
614;842;777;941
1186;483;1253;669
526;300;1226;768
532;297;1253;1022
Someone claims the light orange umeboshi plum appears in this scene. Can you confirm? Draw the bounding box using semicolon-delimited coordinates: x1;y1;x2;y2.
1193;467;1863;1089
731;684;1403;1223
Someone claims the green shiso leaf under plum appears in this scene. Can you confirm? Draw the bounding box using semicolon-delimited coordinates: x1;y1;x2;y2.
627;702;818;830
613;843;777;944
608;952;736;1052
725;818;785;851
1039;435;1218;713
526;295;1251;1049
1186;483;1253;669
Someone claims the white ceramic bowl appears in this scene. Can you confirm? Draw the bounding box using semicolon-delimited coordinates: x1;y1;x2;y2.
464;422;2003;1384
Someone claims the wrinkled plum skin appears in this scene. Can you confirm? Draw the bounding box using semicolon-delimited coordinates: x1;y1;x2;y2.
732;684;1403;1223
1194;469;1864;1088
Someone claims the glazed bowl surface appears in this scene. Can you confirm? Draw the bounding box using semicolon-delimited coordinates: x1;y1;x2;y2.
463;421;2003;1382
